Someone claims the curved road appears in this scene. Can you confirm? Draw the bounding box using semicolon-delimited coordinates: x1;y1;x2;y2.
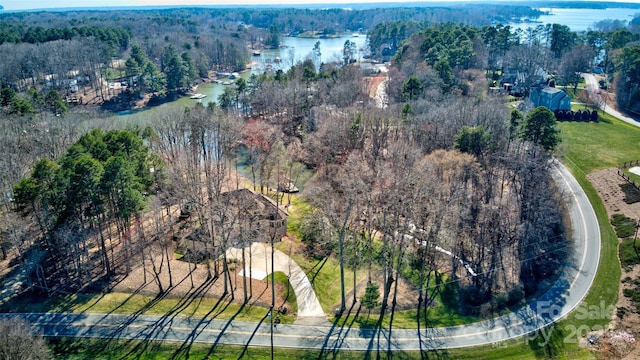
583;73;640;127
0;161;600;351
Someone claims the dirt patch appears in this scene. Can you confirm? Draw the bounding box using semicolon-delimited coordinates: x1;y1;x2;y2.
584;168;640;358
579;265;640;359
365;73;386;98
587;168;640;219
111;251;293;312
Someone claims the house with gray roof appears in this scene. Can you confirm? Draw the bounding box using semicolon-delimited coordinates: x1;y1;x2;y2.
529;86;571;111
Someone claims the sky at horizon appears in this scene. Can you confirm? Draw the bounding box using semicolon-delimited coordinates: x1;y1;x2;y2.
1;0;639;11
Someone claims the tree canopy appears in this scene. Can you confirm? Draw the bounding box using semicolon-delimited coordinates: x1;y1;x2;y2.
14;128;160;231
520;106;560;151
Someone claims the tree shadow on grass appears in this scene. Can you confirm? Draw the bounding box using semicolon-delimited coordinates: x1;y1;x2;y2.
120;277;218;357
308;257;329;286
96;268;220;358
361;311;385;360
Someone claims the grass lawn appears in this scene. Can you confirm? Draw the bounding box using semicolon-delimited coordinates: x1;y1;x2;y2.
279;245;367;315
528;108;640;358
284;193;313;238
266;271;298;321
333;304;481;331
557;111;640;173
3;291;295;323
48;336;589;360
48;338;325;360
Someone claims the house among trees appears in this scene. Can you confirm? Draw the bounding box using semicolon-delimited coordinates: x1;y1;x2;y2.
219;188;289;244
529;86;571;112
181;188;288;262
500;68;547;97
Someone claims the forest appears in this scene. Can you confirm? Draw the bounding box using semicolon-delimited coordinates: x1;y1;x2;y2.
0;4;640;343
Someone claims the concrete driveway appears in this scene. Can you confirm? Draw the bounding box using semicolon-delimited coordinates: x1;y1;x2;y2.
225;242;327;323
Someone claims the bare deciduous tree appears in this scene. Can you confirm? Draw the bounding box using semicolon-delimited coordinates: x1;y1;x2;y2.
0;318;50;360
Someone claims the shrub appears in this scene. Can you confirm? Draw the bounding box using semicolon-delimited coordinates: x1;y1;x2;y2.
439;280;459;310
599;79;608;89
491;292;508;311
611;213;637;239
298;210;335;260
617;306;628;319
623;287;640;303
458;285;489;316
361;282;380;315
507;284;525;306
619;238;640;268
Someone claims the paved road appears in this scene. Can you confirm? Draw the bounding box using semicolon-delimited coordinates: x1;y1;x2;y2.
583;73;640;127
1;161;600;351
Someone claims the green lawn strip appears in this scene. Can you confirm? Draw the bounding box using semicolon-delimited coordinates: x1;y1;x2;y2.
534;162;619;357
536;117;627;356
48;338;322;360
4;291;272;323
265;271;298;323
334;305;480;331
284;194;313;238
47;336;591;359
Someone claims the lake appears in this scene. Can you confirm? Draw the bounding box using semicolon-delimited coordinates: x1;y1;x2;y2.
190;34;368;106
114;34;366;118
510;7;639;32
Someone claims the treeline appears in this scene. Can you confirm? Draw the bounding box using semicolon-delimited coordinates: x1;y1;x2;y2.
0;8;253;102
1;87;68;116
0;24;131;50
2;5;636;115
3;105;255;300
612;44;640;114
0;38;108;101
0;6;543;37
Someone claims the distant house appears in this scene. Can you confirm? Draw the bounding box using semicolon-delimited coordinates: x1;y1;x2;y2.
529;86;571;112
359;62;377;76
501;68;547;96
